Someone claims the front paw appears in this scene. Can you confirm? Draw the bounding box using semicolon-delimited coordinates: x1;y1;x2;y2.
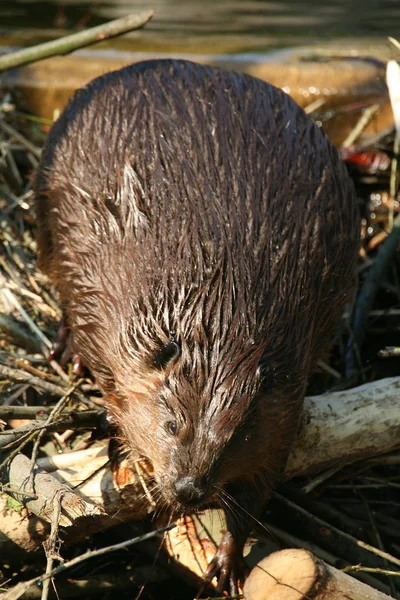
203;532;250;595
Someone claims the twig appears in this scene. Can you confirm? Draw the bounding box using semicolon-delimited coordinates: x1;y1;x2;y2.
379;346;400;357
388;36;400;52
0;120;41;161
14;358;63;383
2;383;30;406
0;11;154;72
11;355;70;385
0;409;105;450
0;429;38;470
274;493;400;569
41;490;64;600
1;451;104;521
0;312;42;353
5;281;59;318
5;151;23;193
339;125;395;157
6;568;170;598
341;104;381;148
1;285;73;381
0;363;68;396
2;288;52;350
0;257;29;295
37;444;108;472
301;463;344;494
343;565;400;577
360;493;397;598
29;382;83;488
1;524;175;600
0;405;53;419
316;359;341;380
304;97;326;115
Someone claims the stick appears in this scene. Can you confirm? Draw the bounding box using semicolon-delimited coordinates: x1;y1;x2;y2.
0;312;42;353
2;288;52;350
1;525;175;600
0;11;155;72
41;490;63;600
0;363;68;397
0;409;105;449
274;493;400;570
0;120;42;160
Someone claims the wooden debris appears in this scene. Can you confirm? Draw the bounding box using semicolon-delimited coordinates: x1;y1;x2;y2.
243;548;395;600
4;452;104;527
287;376;400;479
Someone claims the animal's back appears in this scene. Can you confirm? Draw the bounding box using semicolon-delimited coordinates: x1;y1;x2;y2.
35;59;357;395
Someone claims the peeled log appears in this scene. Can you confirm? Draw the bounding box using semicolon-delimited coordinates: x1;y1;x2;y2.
244;549;394;600
286;376;400;478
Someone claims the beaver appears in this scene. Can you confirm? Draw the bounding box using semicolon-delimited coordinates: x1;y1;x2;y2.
34;59;359;592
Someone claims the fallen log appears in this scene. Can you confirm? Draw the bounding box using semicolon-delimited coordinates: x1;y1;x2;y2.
2;452;104;531
0;448;153;555
243;548;395;600
286;375;400;478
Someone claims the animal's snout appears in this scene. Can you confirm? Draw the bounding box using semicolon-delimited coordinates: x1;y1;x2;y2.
173;475;208;506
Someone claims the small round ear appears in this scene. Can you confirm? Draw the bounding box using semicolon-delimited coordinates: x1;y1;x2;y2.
153;340;181;370
257;361;274;391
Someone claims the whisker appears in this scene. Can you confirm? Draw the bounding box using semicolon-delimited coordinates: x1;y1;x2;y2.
216;486;273;538
215;488;243;532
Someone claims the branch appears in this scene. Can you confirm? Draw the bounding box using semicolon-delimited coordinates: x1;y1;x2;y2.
0;11;155;72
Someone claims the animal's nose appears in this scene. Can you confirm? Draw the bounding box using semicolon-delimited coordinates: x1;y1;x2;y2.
173;476;208;506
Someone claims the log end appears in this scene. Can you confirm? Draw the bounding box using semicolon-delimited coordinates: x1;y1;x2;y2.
244;548;319;600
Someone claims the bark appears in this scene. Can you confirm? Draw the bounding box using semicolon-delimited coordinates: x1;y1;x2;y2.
4;452;104;526
286;376;400;478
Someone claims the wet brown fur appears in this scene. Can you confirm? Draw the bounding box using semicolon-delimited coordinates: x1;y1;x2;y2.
35;60;359;517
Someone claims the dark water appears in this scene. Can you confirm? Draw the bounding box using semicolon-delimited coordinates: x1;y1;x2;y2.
1;0;400;54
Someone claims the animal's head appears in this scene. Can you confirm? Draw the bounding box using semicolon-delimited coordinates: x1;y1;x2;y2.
105;316;303;513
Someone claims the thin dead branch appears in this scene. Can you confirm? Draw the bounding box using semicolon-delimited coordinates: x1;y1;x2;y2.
0;11;155;71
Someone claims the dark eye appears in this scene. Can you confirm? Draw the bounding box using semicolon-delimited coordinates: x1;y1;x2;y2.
153;340;181;370
166;420;179;436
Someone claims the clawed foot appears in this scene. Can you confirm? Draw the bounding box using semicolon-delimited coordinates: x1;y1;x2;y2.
197;532;250;597
49;315;83;375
